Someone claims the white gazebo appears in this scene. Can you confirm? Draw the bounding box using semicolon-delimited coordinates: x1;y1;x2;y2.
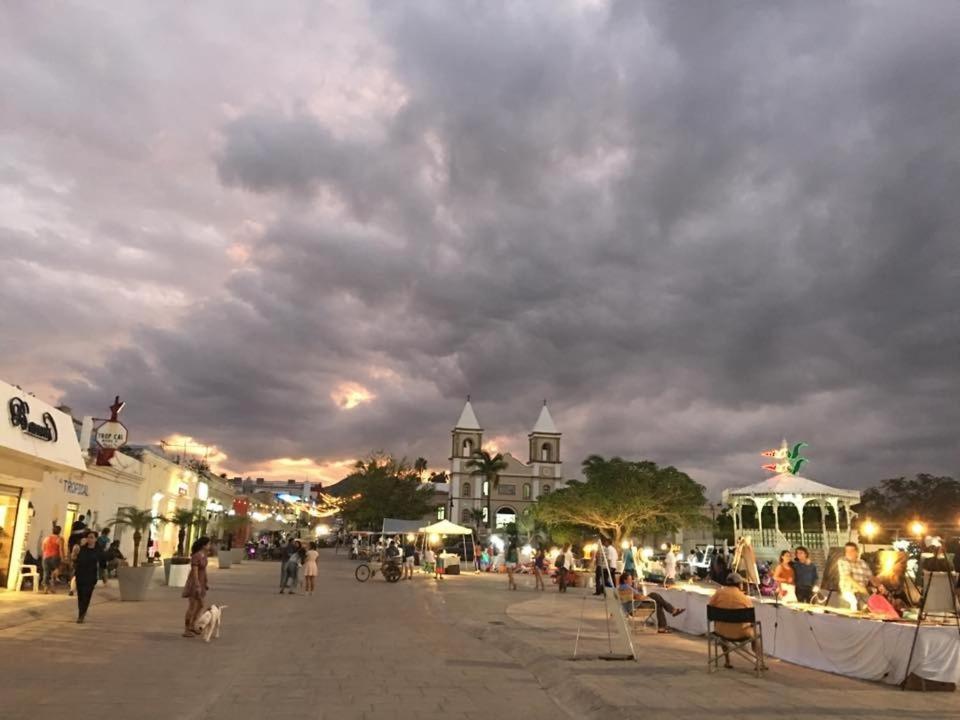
722;473;861;559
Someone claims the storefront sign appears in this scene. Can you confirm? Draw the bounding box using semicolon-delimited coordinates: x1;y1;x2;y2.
62;478;90;496
0;380;84;471
95;420;128;449
8;397;58;442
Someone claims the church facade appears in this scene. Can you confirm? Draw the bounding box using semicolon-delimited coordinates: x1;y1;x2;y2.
448;398;564;532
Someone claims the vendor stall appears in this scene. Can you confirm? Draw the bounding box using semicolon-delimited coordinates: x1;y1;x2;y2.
420;519;475;572
654;583;959;686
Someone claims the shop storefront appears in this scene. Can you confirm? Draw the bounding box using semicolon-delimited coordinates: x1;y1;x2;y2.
0;380;85;590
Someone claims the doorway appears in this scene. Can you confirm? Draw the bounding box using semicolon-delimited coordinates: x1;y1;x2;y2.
0;485;23;588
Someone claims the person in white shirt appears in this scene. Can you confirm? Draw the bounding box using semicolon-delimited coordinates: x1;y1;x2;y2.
664;546;677;587
604;539;619;588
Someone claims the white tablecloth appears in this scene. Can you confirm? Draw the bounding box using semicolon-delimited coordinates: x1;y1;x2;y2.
654;585;960;685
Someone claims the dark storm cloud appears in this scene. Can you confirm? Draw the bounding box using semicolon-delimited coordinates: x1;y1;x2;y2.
5;1;959;492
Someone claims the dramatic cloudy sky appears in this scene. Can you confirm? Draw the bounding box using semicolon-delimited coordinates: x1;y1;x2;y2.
2;1;959;497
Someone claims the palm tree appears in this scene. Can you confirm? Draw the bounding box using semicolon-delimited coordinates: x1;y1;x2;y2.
466;449;508;533
414;457;429;482
168;508;199;557
109;507;162;567
467;508;485;533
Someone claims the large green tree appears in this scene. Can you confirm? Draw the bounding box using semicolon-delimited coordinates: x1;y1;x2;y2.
855;474;960;532
466;449;508;532
535;455;707;543
339;453;438;530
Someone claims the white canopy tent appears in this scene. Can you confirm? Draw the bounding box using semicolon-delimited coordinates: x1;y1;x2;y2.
420;519;476;567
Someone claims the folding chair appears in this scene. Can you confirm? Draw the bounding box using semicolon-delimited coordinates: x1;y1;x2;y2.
706;606;765;677
626;599;659;634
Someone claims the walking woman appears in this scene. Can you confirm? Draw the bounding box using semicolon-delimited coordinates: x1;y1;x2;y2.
533;547;546;591
505;540;519;590
303;541;319;595
74;531;100;623
182;537;210;637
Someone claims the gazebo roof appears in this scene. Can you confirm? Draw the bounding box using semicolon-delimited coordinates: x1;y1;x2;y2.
723;473;861;503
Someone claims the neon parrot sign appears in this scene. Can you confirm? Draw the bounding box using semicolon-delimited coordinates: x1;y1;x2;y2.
761;440;808;475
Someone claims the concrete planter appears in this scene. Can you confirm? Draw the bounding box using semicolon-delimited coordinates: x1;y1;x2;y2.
230;548;243;565
167;561;191;588
162;558;172;584
217;549;232;569
118;565;156;602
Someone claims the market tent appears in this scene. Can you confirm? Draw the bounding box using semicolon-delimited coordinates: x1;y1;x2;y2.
419;519;473;535
381;518;426;535
419;519;476;569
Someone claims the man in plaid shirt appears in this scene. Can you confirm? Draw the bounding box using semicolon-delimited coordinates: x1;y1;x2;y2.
837;542;875;611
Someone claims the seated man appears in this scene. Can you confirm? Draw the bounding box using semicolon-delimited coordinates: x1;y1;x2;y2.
707;572;764;669
384;540;401;563
837;542;879;611
617;572;685;633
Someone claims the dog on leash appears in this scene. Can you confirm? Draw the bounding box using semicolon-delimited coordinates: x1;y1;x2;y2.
195;604;227;642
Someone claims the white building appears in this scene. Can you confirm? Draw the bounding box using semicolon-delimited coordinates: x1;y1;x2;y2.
0;380;86;590
447;399;565;532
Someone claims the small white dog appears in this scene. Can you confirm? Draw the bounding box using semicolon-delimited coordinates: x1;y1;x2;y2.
194;604;227;643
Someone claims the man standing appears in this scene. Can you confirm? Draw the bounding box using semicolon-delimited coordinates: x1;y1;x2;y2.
41;525;64;593
837;542;876;611
604;538;619;588
96;528;111;585
791;546;819;603
664;546;677;587
593;540;608;595
402;537;416;580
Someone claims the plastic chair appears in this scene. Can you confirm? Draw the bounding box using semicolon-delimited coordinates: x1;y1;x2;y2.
18;564;41;593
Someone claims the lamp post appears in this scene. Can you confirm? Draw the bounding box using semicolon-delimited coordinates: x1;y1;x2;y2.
909;520;926;590
859;519;878;551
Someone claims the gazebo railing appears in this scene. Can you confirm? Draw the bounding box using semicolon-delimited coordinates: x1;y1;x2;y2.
740;529;850;551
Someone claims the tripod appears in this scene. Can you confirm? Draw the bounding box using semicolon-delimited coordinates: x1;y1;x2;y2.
901;567;960;690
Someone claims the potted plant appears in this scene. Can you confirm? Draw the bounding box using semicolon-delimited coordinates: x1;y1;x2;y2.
221;515;250;565
211;535;231;569
166;508;199;587
109;507;163;602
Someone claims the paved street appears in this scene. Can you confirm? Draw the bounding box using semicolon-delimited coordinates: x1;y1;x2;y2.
0;553;562;720
4;554;960;720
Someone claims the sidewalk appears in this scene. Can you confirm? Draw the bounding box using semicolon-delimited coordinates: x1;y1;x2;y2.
429;569;960;720
0;582;120;630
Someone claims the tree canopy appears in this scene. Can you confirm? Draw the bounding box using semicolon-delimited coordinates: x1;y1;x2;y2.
338;453;439;530
535;455;707;542
855;474;960;529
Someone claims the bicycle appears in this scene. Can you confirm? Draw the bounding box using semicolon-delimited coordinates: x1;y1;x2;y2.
355;559;402;583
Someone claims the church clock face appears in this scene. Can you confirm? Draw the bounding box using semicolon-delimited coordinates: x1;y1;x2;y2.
540;466;552;477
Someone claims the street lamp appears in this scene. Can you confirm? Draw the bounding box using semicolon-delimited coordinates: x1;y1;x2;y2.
908;520;927;590
860;519;878;542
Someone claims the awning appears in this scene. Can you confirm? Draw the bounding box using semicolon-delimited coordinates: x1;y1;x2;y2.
381;518;427;535
420;519;474;536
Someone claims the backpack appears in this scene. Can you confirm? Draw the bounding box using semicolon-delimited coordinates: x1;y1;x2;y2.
554;553;565;569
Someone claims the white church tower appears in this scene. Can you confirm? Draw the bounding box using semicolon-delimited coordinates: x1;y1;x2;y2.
528;401;562;496
449;397;483;524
